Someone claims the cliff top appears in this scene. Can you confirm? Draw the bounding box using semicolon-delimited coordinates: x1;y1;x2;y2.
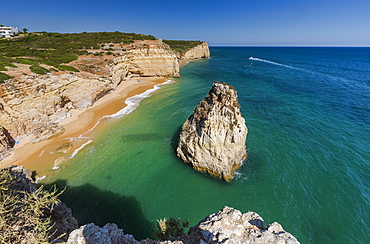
0;31;206;82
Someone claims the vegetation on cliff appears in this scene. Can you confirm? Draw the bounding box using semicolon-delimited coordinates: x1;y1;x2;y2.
0;167;62;243
0;31;157;77
0;32;206;81
162;40;204;54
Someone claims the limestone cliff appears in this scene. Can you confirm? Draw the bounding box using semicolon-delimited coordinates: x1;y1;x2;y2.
67;206;299;244
180;41;210;61
113;40;180;79
177;82;247;181
0;73;116;145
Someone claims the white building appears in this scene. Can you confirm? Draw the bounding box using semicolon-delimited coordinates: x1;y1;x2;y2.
0;26;19;38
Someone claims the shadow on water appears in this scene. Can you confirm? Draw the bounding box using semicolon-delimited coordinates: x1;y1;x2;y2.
170;126;183;153
44;180;154;240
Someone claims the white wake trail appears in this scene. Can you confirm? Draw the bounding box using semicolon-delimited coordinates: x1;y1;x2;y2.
249;57;305;71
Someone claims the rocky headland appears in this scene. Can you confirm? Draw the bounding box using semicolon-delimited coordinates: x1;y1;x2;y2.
177;82;248;181
0;166;299;244
67;206;299;244
0;38;210;162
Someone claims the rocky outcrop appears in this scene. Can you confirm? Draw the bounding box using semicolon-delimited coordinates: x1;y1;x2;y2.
4;166;299;243
176;82;247;181
180;42;210;61
66;207;299;244
0;125;15;160
113;40;180;80
67;223;138;244
182;206;299;244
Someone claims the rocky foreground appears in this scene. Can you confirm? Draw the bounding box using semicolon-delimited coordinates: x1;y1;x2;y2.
1;166;299;244
177;82;248;181
67;206;299;244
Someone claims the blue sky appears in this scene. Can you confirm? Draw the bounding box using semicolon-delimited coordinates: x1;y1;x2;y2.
1;0;369;46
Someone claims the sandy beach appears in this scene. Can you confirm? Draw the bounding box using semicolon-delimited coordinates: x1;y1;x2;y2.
1;77;167;174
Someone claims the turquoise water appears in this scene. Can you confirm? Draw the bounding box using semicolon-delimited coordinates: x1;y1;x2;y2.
45;47;370;243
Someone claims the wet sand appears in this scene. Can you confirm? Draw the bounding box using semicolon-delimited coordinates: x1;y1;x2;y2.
1;77;166;175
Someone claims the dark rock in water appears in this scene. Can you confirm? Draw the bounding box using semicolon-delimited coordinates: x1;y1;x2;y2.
176;82;248;181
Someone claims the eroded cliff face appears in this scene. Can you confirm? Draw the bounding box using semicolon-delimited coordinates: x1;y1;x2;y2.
113;40;180;79
180;41;210;61
177;82;248;181
0;73;116;148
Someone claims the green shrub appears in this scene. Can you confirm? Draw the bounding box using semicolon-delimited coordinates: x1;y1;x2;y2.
163;40;203;54
57;65;79;72
15;58;39;65
154;217;189;240
30;65;50;74
0;72;12;82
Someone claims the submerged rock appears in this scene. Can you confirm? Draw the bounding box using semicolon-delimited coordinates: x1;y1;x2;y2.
176;82;248;181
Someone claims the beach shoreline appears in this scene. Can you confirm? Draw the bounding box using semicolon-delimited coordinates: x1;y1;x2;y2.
1;77;167;174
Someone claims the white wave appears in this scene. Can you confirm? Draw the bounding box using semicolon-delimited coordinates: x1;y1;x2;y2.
39;149;46;157
68;140;93;159
35;175;47;183
249;57;305;71
109;79;174;119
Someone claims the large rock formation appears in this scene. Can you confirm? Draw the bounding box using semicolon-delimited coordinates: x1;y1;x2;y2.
177;82;247;181
66;206;299;244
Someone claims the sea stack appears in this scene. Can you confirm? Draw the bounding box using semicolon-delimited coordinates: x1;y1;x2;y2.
176;82;247;181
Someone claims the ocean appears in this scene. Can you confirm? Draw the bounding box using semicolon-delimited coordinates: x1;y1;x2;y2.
44;47;370;243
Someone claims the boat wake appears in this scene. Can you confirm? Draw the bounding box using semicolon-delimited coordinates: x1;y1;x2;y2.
249;57;369;91
249;57;305;71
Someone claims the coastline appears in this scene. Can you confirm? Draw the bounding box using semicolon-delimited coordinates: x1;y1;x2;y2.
1;77;167;175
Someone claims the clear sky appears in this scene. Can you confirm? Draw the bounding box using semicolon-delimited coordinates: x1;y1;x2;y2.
1;0;369;46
